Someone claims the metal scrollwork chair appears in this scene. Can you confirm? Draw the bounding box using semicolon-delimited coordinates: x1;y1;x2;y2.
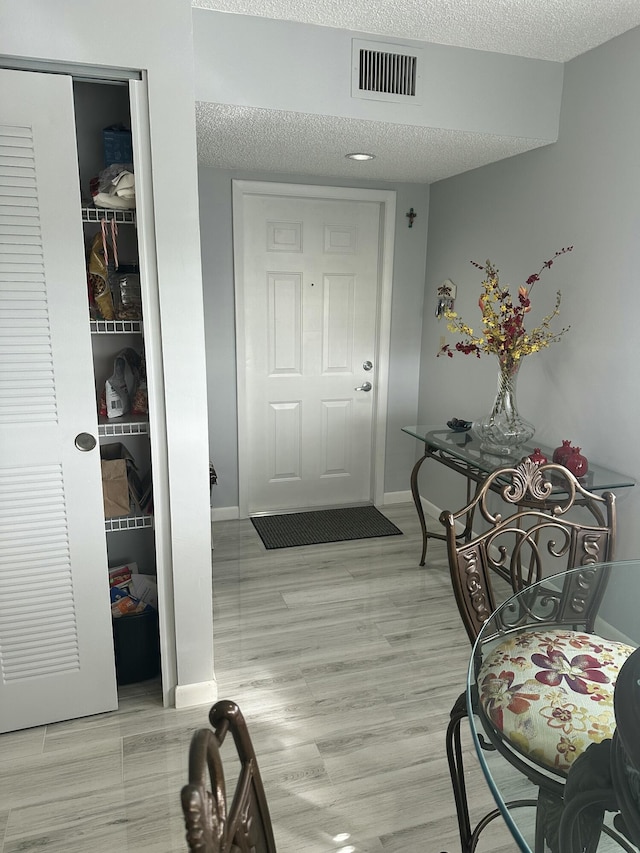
439;458;636;852
181;699;277;853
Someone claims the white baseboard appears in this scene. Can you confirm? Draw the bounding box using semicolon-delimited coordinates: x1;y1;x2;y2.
216;497;415;516
211;496;445;525
174;679;218;709
211;506;240;522
420;495;443;522
382;490;413;504
380;489;443;521
383;491;466;535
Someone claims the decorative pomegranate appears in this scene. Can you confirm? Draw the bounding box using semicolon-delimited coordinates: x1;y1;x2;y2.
565;446;589;477
528;448;548;465
552;439;573;465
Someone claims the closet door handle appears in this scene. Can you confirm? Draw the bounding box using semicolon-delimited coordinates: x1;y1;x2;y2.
75;432;97;452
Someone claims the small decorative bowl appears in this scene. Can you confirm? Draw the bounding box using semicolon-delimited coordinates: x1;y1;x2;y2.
447;418;472;432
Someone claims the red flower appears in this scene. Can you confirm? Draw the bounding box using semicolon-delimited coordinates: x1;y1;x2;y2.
531;647;609;694
480;670;540;731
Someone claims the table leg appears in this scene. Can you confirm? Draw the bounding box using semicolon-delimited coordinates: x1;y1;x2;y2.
410;450;429;566
408;445;486;566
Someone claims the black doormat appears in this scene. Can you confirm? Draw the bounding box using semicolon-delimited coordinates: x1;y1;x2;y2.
250;505;403;550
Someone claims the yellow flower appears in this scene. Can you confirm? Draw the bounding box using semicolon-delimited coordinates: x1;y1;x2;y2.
437;249;573;361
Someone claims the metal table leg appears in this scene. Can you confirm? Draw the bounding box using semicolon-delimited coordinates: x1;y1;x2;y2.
409;449;429;566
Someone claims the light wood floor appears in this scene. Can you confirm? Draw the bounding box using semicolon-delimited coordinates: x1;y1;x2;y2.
0;503;536;852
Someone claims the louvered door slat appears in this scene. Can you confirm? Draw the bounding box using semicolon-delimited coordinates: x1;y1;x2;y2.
0;462;79;683
0;126;54;439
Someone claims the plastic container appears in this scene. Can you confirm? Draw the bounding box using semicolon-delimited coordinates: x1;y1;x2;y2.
112;609;160;685
103;125;133;168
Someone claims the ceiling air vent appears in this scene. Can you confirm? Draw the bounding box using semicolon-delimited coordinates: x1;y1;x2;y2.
352;39;423;104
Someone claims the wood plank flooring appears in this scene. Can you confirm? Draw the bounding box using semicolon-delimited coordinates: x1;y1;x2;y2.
0;503;537;852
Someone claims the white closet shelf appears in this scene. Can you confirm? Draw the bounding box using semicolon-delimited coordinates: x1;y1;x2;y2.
90;319;142;334
98;416;149;437
105;515;153;533
82;206;136;224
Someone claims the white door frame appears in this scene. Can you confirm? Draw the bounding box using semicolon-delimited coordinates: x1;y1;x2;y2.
128;77;174;707
232;180;396;518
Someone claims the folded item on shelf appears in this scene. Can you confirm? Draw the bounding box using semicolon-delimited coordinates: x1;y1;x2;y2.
92;163;136;210
92;191;135;210
112;170;135;198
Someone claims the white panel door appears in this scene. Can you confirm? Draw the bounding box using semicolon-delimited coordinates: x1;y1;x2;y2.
0;69;117;732
240;192;381;513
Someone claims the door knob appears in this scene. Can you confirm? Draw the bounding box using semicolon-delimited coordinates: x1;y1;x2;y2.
75;432;97;451
355;382;372;392
363;360;373;371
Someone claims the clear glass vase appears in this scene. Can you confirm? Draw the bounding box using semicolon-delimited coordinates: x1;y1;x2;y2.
473;359;535;455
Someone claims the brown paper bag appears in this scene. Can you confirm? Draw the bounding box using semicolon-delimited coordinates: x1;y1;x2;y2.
101;458;130;518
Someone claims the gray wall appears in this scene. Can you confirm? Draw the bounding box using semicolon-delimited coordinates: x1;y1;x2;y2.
198;168;429;511
418;25;640;561
193;9;562;142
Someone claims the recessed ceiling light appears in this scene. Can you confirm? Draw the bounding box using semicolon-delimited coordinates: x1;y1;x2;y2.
346;152;375;161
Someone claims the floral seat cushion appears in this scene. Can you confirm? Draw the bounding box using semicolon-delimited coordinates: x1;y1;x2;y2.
477;628;636;773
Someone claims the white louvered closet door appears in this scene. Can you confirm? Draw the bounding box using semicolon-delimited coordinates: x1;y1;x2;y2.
0;69;117;732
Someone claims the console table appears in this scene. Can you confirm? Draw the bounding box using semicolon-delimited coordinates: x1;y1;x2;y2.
402;426;635;566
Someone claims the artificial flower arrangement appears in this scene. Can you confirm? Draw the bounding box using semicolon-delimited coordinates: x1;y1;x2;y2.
438;246;573;367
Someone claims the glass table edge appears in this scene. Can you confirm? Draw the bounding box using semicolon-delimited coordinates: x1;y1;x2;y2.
464;677;532;852
402;426;635;491
465;560;640;852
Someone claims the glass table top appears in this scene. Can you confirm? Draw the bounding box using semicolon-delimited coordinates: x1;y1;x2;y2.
466;560;640;851
402;426;636;493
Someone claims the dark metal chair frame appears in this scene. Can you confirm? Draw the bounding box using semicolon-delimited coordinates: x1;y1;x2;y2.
439;458;623;852
181;699;277;853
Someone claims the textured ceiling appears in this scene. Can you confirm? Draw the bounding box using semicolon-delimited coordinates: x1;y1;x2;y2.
192;0;640;183
192;0;640;62
196;103;550;183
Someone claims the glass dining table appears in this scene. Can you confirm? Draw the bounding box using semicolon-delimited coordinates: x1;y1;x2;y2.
465;560;640;852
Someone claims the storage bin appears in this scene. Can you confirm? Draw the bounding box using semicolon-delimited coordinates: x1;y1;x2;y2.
112;609;160;685
103;125;133;167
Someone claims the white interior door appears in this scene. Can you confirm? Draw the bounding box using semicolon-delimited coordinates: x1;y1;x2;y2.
235;184;394;514
0;69;117;732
